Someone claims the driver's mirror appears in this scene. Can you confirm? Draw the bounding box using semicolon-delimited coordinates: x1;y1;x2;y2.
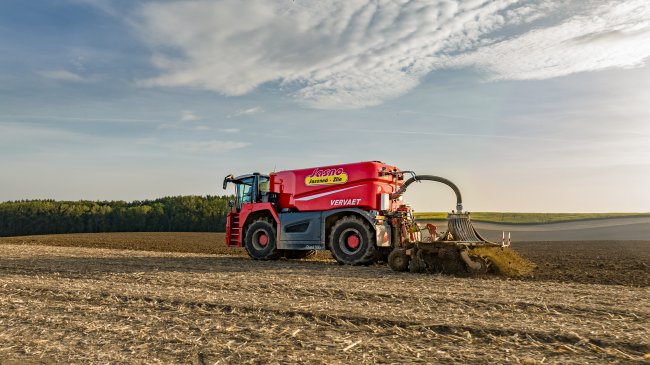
222;174;234;190
228;200;234;208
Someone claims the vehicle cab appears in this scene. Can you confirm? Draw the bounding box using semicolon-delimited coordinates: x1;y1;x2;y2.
222;172;280;248
223;173;270;212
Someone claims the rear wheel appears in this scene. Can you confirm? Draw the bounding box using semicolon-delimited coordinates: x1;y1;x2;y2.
329;216;376;265
245;219;280;260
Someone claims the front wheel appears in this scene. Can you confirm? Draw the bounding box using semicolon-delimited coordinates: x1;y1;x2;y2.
329;216;376;265
245;219;281;260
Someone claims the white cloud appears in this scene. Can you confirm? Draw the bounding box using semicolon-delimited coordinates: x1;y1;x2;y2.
172;140;249;153
218;128;240;133
440;1;650;80
179;110;201;122
38;69;90;82
227;107;263;118
134;0;650;109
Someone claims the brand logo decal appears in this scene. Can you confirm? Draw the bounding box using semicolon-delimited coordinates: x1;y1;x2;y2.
330;198;361;206
305;167;348;186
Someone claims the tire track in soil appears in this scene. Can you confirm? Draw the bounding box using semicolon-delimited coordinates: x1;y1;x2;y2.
5;269;646;319
1;289;531;364
2;263;645;321
2;288;643;364
5;283;648;357
100;292;650;356
2;267;647;336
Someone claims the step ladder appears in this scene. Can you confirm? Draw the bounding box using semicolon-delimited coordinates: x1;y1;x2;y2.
227;213;241;246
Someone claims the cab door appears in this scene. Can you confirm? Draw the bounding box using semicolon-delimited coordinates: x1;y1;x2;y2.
235;176;255;212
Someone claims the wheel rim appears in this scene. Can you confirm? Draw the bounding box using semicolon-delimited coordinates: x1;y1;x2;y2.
347;234;360;249
258;233;268;247
252;229;270;250
340;228;362;255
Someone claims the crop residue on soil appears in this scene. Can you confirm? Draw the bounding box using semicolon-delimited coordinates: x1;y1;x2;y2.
0;239;649;364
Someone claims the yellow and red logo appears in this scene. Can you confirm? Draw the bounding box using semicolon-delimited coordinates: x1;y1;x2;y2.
305;167;348;186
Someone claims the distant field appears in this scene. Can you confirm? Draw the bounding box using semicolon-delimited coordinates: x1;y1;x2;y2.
413;212;650;224
0;232;230;255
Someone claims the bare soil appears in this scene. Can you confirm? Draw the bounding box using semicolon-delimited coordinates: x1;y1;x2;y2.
512;241;650;287
0;234;649;364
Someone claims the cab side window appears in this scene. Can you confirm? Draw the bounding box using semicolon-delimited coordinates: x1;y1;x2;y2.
259;177;269;193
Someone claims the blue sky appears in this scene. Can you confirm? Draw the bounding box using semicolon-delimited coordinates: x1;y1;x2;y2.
1;0;649;212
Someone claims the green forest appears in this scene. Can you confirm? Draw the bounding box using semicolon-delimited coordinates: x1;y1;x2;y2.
0;196;232;237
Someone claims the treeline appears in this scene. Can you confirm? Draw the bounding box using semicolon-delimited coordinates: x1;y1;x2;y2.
0;196;232;237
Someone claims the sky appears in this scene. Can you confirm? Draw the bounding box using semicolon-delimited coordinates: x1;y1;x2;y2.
0;0;649;212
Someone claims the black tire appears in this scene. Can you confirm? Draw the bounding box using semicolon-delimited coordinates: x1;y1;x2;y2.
283;250;316;260
329;216;376;265
388;249;409;272
244;218;281;260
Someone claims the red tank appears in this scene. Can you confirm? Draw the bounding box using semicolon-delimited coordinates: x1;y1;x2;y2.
270;161;401;212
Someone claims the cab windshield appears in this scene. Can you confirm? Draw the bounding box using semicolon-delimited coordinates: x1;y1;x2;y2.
235;177;255;211
234;175;269;211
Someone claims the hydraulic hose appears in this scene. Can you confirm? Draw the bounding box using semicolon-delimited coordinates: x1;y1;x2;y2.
390;174;464;212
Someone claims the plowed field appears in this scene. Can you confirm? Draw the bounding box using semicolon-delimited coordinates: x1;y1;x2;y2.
0;233;649;364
